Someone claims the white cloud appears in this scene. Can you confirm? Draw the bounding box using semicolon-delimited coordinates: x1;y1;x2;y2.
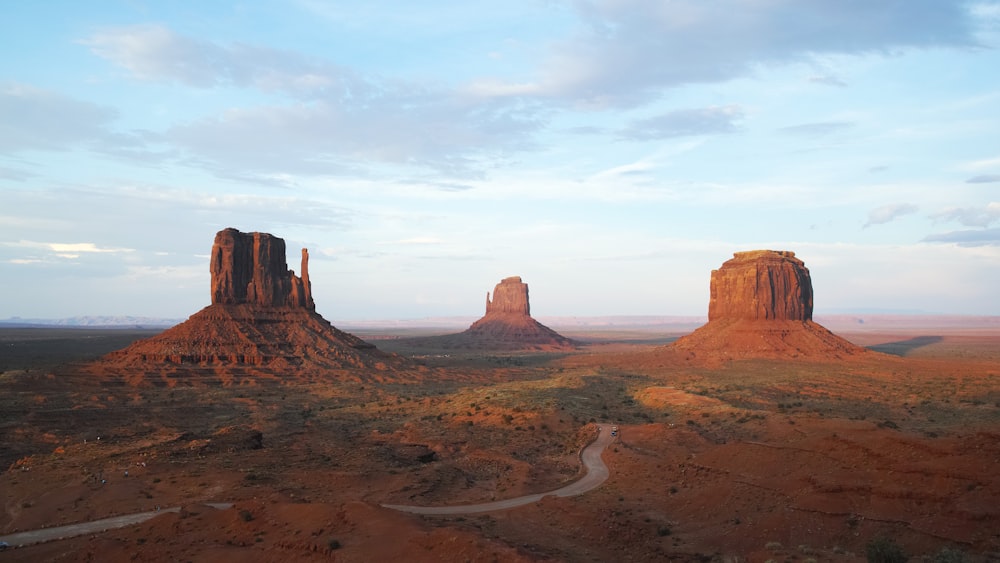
931;202;1000;227
864;203;919;227
483;0;978;107
82;25;363;98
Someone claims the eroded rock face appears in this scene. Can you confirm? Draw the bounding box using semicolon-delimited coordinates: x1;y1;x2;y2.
708;250;813;322
210;228;314;310
669;249;867;360
485;276;530;316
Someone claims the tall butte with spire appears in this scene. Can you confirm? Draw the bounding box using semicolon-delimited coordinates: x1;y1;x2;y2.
670;250;867;360
93;228;403;379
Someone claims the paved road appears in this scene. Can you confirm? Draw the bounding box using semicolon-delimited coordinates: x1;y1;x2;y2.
0;503;232;548
382;424;615;515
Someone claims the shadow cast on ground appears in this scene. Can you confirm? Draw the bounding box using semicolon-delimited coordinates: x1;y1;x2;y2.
867;335;944;356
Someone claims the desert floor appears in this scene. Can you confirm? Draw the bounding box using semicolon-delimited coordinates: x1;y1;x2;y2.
0;318;997;562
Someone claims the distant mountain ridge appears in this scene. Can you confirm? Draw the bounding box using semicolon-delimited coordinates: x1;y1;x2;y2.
0;316;183;328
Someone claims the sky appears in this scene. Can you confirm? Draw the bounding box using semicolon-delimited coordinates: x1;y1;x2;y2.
2;1;1000;321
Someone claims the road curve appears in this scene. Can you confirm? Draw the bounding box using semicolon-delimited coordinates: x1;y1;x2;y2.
0;427;615;547
382;424;614;515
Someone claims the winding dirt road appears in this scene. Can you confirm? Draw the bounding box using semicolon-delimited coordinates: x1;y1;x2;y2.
0;425;614;548
382;424;614;515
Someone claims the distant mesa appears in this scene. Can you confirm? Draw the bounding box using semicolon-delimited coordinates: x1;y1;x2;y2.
671;250;867;360
402;276;577;351
92;228;403;375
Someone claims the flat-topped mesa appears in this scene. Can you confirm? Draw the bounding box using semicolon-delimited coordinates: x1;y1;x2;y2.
210;228;314;310
485;276;530;316
708;250;813;322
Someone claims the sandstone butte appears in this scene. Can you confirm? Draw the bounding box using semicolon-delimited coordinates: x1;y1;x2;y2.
404;276;577;351
92;228;401;373
670;250;868;360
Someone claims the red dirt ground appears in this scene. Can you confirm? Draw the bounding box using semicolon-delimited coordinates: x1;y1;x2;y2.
1;321;998;561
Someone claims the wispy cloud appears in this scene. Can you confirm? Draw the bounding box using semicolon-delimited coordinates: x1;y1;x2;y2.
0;82;117;152
966;174;1000;183
778;121;853;137
619;106;744;140
3;240;135;261
931;202;1000;227
82;25;364;98
864;203;919;227
481;0;977;107
923;227;1000;246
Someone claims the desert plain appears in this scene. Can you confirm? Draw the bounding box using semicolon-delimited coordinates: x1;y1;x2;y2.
0;314;998;562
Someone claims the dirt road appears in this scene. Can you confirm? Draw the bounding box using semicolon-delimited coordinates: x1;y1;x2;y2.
0;503;232;548
382;424;614;515
0;426;614;547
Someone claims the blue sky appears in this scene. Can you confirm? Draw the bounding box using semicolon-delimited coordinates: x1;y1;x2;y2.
2;0;999;320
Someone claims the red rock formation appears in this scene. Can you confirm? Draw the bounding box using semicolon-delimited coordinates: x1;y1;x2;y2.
672;250;867;360
709;250;812;321
210;228;314;310
485;276;530;316
92;228;407;377
398;276;576;351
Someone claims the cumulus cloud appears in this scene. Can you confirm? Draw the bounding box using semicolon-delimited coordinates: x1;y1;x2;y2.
864;203;919;227
486;0;977;107
931;202;1000;227
619;105;744;140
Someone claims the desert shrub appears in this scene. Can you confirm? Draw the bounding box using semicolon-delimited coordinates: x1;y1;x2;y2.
239;509;254;522
328;538;342;550
657;525;671;536
933;547;967;563
866;536;906;563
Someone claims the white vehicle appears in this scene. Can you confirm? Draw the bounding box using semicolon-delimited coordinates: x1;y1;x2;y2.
611;425;618;437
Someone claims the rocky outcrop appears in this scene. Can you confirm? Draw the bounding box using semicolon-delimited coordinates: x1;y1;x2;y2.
671;250;867;360
485;276;530;316
709;250;812;321
210;228;313;309
395;276;576;351
92;228;409;379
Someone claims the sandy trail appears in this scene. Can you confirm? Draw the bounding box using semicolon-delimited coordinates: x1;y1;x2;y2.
382;424;614;515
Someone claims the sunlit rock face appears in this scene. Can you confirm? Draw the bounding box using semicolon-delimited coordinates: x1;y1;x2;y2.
670;250;867;360
708;250;813;322
484;276;530;316
92;228;412;374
